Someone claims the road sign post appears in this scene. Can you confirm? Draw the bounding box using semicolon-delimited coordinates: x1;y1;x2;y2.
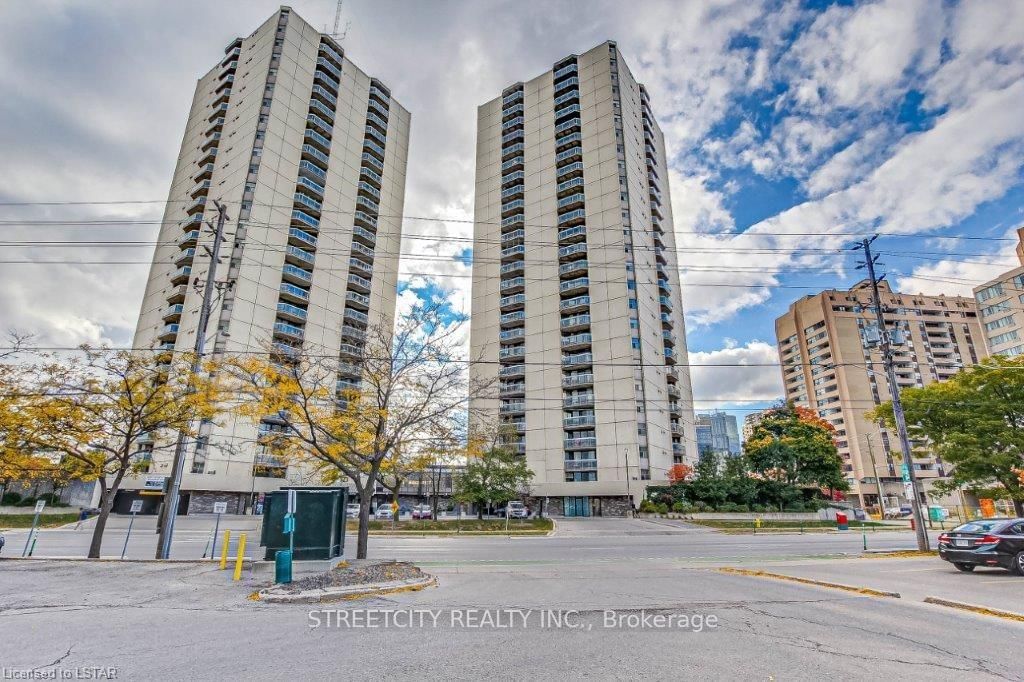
210;501;227;560
21;500;45;557
121;500;143;560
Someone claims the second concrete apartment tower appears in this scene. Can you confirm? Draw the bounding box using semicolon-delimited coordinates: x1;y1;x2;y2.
130;7;409;509
469;41;698;516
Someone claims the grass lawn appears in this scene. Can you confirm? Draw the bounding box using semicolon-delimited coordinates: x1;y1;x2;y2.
686;519;893;532
345;518;554;534
0;513;80;530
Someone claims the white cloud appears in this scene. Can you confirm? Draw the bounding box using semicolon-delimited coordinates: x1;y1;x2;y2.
689;340;784;407
894;227;1023;297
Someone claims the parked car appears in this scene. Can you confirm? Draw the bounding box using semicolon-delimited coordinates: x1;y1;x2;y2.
498;501;528;519
374;506;394;520
412;504;433;520
0;531;5;555
345;503;360;519
938;518;1024;575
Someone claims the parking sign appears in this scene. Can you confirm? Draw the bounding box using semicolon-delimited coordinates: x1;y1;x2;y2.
213;501;228;515
130;500;143;514
34;500;46;513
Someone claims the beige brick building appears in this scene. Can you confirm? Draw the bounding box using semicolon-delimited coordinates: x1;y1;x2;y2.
469;41;698;517
973;228;1024;358
775;280;986;511
125;7;409;513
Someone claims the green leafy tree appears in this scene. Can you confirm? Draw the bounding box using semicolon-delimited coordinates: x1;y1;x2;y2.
869;356;1024;517
453;446;534;519
744;405;847;491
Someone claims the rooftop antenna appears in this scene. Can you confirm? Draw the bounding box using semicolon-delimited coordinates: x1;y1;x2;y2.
326;0;351;42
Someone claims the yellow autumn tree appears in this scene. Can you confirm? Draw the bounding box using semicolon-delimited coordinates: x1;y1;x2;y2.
18;348;222;558
223;301;490;559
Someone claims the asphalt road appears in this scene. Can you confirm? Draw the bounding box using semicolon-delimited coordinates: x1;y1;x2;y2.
1;553;1020;680
1;515;938;562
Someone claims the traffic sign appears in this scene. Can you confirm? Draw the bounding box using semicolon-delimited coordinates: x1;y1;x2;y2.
286;489;297;514
213;501;228;515
34;500;46;513
130;500;143;514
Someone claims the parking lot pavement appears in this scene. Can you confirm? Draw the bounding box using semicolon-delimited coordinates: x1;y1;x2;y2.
736;556;1024;616
552;517;715;536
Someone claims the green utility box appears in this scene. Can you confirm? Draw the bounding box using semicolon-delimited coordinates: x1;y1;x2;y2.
259;486;347;560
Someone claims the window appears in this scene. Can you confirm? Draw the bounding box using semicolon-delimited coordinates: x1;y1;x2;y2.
990;330;1019;346
628;298;637;310
985;315;1014;331
976;284;1004;302
981;300;1010;316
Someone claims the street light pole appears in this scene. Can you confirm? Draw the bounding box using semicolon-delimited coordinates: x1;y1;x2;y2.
863;433;887;518
156;201;230;559
857;237;930;551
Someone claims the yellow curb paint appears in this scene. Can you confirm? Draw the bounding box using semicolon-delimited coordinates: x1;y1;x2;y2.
717;567;901;598
923;597;1024;622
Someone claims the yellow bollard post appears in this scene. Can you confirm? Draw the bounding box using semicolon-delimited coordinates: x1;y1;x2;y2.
219;530;231;570
233;533;247;581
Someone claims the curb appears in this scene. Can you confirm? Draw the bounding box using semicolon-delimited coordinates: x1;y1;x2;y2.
0;556;252;565
923;597;1024;622
717;567;901;598
257;575;437;603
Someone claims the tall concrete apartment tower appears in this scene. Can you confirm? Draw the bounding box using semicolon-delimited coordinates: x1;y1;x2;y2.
973;228;1024;358
774;281;985;511
469;41;698;517
127;7;409;513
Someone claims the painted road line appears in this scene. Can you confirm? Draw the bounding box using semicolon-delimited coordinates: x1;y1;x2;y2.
923;597;1024;622
717;567;902;598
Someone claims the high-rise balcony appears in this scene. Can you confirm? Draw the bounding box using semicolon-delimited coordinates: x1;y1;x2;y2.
498;364;525;378
500;245;526;262
500;382;526;398
559;277;589;295
501;183;525;201
561;352;593;369
339;342;362;358
499;293;526;311
499;401;526;415
310;84;337;109
560;333;592;351
306;113;333;138
555;145;583;165
162;304;184;321
347;273;371;293
192;163;215;183
167;284;188;304
364;124;387;145
356;195;379;214
351;241;375;261
276;302;308;324
282;264;313;286
344;308;369;326
502;89;523;106
559;295;590;314
553;89;579;107
500;310;525;326
500;277;526;294
554;117;581;137
502;115;524;131
354;210;378;229
666;368;679;384
500;260;524;276
279;282;310;304
564;436;597;450
553;62;578;80
556;176;585;196
501;128;524;146
499;345;526;360
200;133;221;152
560;314;590;332
181;214;204;229
558;243;587;261
304;129;332;155
360;166;383;188
557;225;586;244
357;181;381;200
555;131;582;152
176;230;200;248
314;69;340;95
499;327;525;342
158;323;180;340
285;245;315;266
553;75;579;93
663;332;676;347
352;226;376;248
659;296;672;312
307;98;335;124
501;214;525;229
174;248;196;267
208;103;228;122
562;373;593;388
502;142;525;160
301;144;330;169
349;257;373;276
502;170;525;187
668;384;681;399
502;103;524;120
288;227;318;249
563;393;594;409
291;209;320;232
501;229;525;246
564;414;596;429
564;458;598;471
346;290;370;310
670;422;682;436
315;56;341;80
341;324;365;343
360;151;385;173
501;155;525;173
658;279;671;293
293;192;322;216
556;160;584;180
320;42;344;69
557;208;586;227
273;321;305;342
170;266;192;285
367;97;389;120
363;138;386;160
664;348;678;364
559;260;588;278
205;117;225;137
336;378;361;393
298;160;327;183
190;179;211;199
368;84;390;104
501;198;525;217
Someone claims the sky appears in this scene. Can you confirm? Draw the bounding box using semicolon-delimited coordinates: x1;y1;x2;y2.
1;0;1023;426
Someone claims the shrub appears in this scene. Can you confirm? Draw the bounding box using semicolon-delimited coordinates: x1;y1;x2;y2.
693;501;711;513
37;493;62;505
2;492;23;505
671;501;689;513
639;499;657;513
16;497;37;507
751;504;767;513
655;502;670;515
